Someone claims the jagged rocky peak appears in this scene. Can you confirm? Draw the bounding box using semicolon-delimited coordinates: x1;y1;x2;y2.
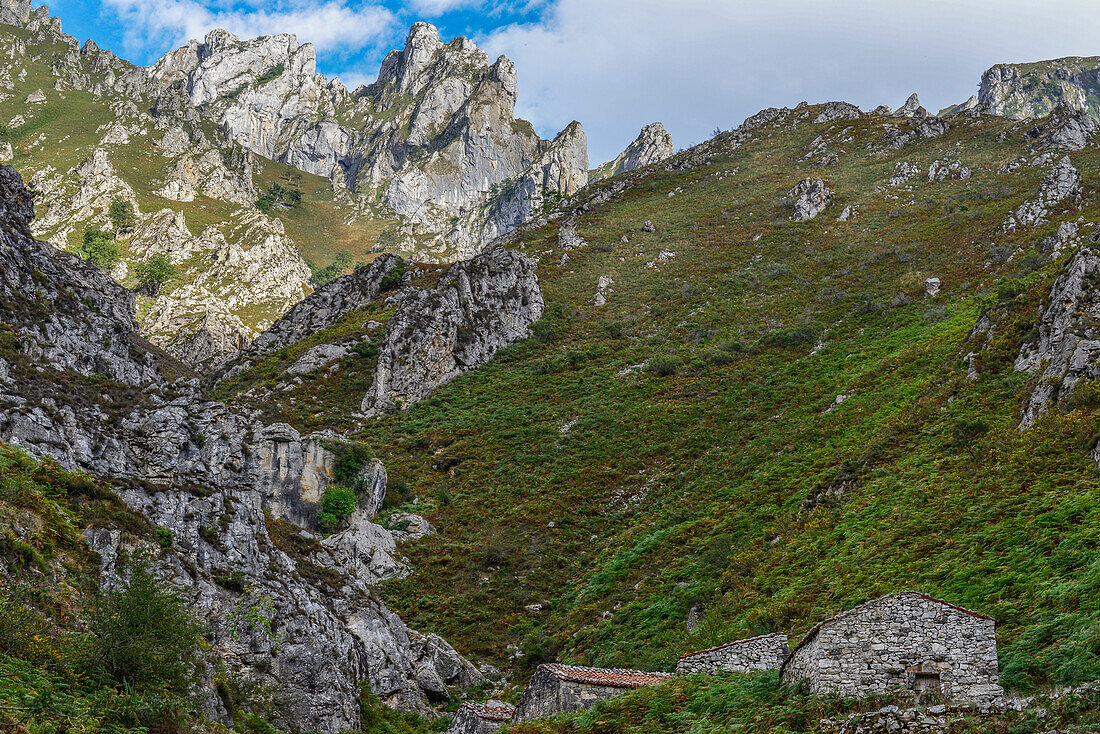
978;56;1100;119
897;93;928;118
591;121;675;181
147;20;588;258
0;0;31;25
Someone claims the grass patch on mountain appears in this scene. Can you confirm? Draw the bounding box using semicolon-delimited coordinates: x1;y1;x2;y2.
338;105;1100;696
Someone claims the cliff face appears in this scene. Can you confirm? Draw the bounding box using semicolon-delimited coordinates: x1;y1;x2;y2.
0;164;484;731
147;22;591;259
978;57;1100;119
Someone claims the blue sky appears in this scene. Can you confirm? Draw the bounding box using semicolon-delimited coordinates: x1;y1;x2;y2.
34;1;1100;162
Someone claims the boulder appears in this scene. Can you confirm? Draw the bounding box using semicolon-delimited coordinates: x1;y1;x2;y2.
788;177;833;221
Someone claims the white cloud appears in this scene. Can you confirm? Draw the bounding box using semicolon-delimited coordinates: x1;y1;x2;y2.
406;0;481;16
99;0;396;60
483;0;1100;163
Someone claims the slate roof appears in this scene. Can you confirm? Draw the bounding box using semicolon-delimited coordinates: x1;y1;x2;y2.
677;632;786;660
539;663;673;688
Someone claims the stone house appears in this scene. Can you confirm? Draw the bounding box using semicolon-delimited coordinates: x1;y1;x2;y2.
444;701;515;734
512;664;673;722
780;592;1003;706
675;632;790;675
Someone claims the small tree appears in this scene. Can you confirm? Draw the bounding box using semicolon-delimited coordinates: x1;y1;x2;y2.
317;486;357;531
134;254;176;296
77;226;120;272
109;198;136;237
87;564;205;695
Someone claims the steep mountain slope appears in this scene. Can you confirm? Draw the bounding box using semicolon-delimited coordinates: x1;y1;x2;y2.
0;162;529;732
145;22;594;259
979;56;1100;119
0;2;672;370
212;100;1100;714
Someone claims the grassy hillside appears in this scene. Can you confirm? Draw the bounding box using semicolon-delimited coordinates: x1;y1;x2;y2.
218;105;1100;705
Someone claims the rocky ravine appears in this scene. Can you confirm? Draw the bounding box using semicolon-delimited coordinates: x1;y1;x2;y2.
0;163;539;730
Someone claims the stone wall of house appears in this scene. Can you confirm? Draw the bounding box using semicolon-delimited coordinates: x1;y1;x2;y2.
444;703;511;734
781;593;1003;706
675;633;789;675
512;670;635;723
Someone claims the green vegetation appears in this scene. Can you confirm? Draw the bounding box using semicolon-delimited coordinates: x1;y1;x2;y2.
133;253;176;296
256;63;286;87
256;181;303;213
318;485;358;531
311;249;353;286
76;226;119;271
109;197;136;236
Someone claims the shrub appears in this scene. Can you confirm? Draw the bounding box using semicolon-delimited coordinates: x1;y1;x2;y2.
332;442;374;485
379;259;408;292
108;198;136;236
154;526;173;548
255;63;286;86
134;254;176;296
310;250;353;287
87;564;205;695
757;324;817;349
646;354;684;377
318;486;357;531
77;227;120;271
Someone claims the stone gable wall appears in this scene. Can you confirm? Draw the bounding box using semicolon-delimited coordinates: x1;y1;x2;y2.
443;706;507;734
781;594;1002;706
512;669;641;723
676;633;790;675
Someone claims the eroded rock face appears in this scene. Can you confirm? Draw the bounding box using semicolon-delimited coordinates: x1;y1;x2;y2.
896;93;928;118
788;177;833;221
1021;102;1100;151
0;166;483;730
591;122;675;181
1004;156;1081;231
1015;245;1100;428
0;165;159;383
363;247;543;413
214;254;405;383
147;22;589;257
979;57;1100;120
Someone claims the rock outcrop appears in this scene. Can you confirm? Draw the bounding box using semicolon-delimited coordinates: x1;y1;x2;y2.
147;23;591;257
788;177;833;221
591;122;675;182
214;254;405;383
1004;156;1081;231
1021;102;1100;151
0;165;159;383
363;247;543;413
0;165;482;731
979;56;1100;120
1015;245;1100;428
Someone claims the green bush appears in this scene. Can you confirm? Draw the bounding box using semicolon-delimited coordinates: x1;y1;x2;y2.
87;564;205;695
134;254;176;296
77;227;120;271
318;486;357;530
379;259;408;292
154;527;172;548
310;250;353;287
333;442;374;485
646;354;684;376
108;198;136;236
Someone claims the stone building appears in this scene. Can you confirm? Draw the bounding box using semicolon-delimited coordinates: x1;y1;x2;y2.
512;664;673;722
675;632;790;675
444;701;515;734
780;592;1003;706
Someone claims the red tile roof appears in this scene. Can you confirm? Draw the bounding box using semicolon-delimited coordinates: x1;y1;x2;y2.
539;663;673;688
463;701;515;721
678;632;786;660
